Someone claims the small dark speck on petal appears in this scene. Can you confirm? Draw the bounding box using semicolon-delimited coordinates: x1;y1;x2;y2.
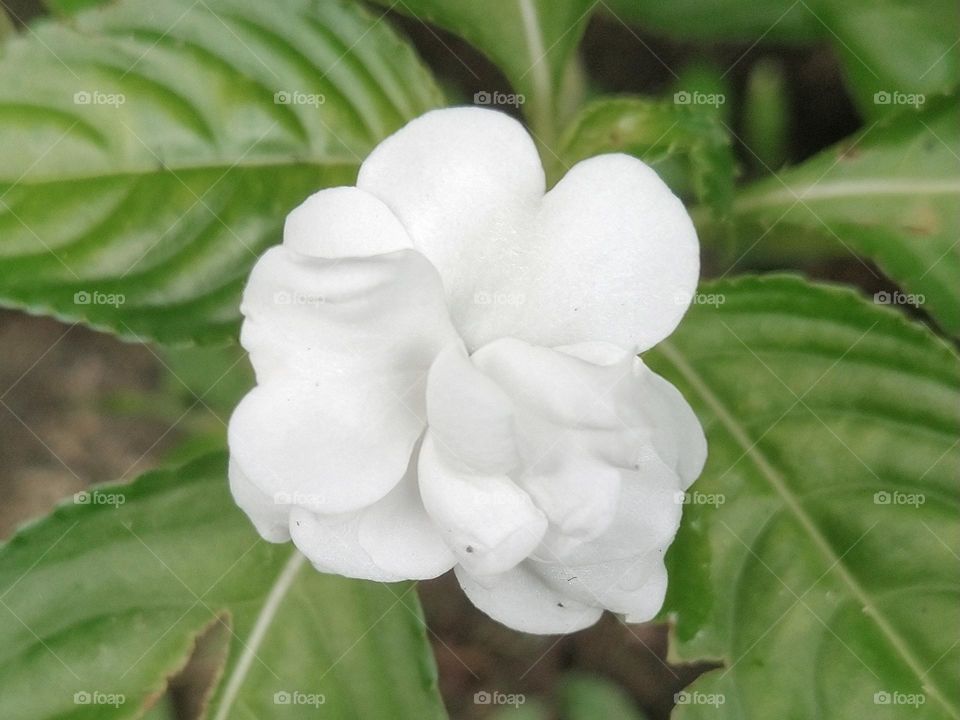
465;545;474;553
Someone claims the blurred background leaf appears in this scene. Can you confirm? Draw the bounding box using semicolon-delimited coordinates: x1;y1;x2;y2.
648;275;960;719
368;0;593;144
0;453;447;720
718;95;960;336
0;0;443;344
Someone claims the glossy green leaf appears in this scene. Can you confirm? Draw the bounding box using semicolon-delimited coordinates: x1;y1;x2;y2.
646;275;959;719
0;453;447;720
558;97;735;216
369;0;593;143
0;0;443;344
726;96;960;335
816;0;959;120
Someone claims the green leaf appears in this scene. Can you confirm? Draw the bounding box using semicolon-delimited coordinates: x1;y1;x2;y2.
646;275;960;719
558;97;735;217
815;0;959;120
369;0;593;143
725;95;960;335
0;0;443;344
0;453;447;720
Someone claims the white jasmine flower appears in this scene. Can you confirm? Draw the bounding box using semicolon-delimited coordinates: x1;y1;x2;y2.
228;107;706;633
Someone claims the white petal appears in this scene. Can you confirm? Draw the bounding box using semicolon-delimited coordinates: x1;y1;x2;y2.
426;343;519;475
637;365;708;488
357;107;545;308
289;458;456;582
530;454;682;620
418;433;546;576
283;186;412;258
228;458;290;543
530;154;699;351
360;109;697;351
230;248;457;514
520;443;621;557
455;565;602;634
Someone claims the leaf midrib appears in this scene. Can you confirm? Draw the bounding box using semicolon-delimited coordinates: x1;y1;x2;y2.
659;340;960;719
735;178;960;211
209;549;306;720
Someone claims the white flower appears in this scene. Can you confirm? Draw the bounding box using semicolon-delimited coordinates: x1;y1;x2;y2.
228;107;707;634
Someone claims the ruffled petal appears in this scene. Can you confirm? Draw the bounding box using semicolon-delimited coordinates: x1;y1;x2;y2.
530;453;682;621
289;457;456;582
419;433;546;576
358;108;698;351
283;186;412;258
229;247;458;514
455;565;602;634
426;343;520;475
228;458;290;543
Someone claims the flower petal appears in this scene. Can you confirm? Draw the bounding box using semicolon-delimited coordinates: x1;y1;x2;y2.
357;108;546;315
455;565;602;634
359;108;697;351
230;247;458;514
530;154;699;351
289;457;456;582
228;458;290;543
426;342;520;475
418;433;546;576
530;453;682;621
283;186;412;258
